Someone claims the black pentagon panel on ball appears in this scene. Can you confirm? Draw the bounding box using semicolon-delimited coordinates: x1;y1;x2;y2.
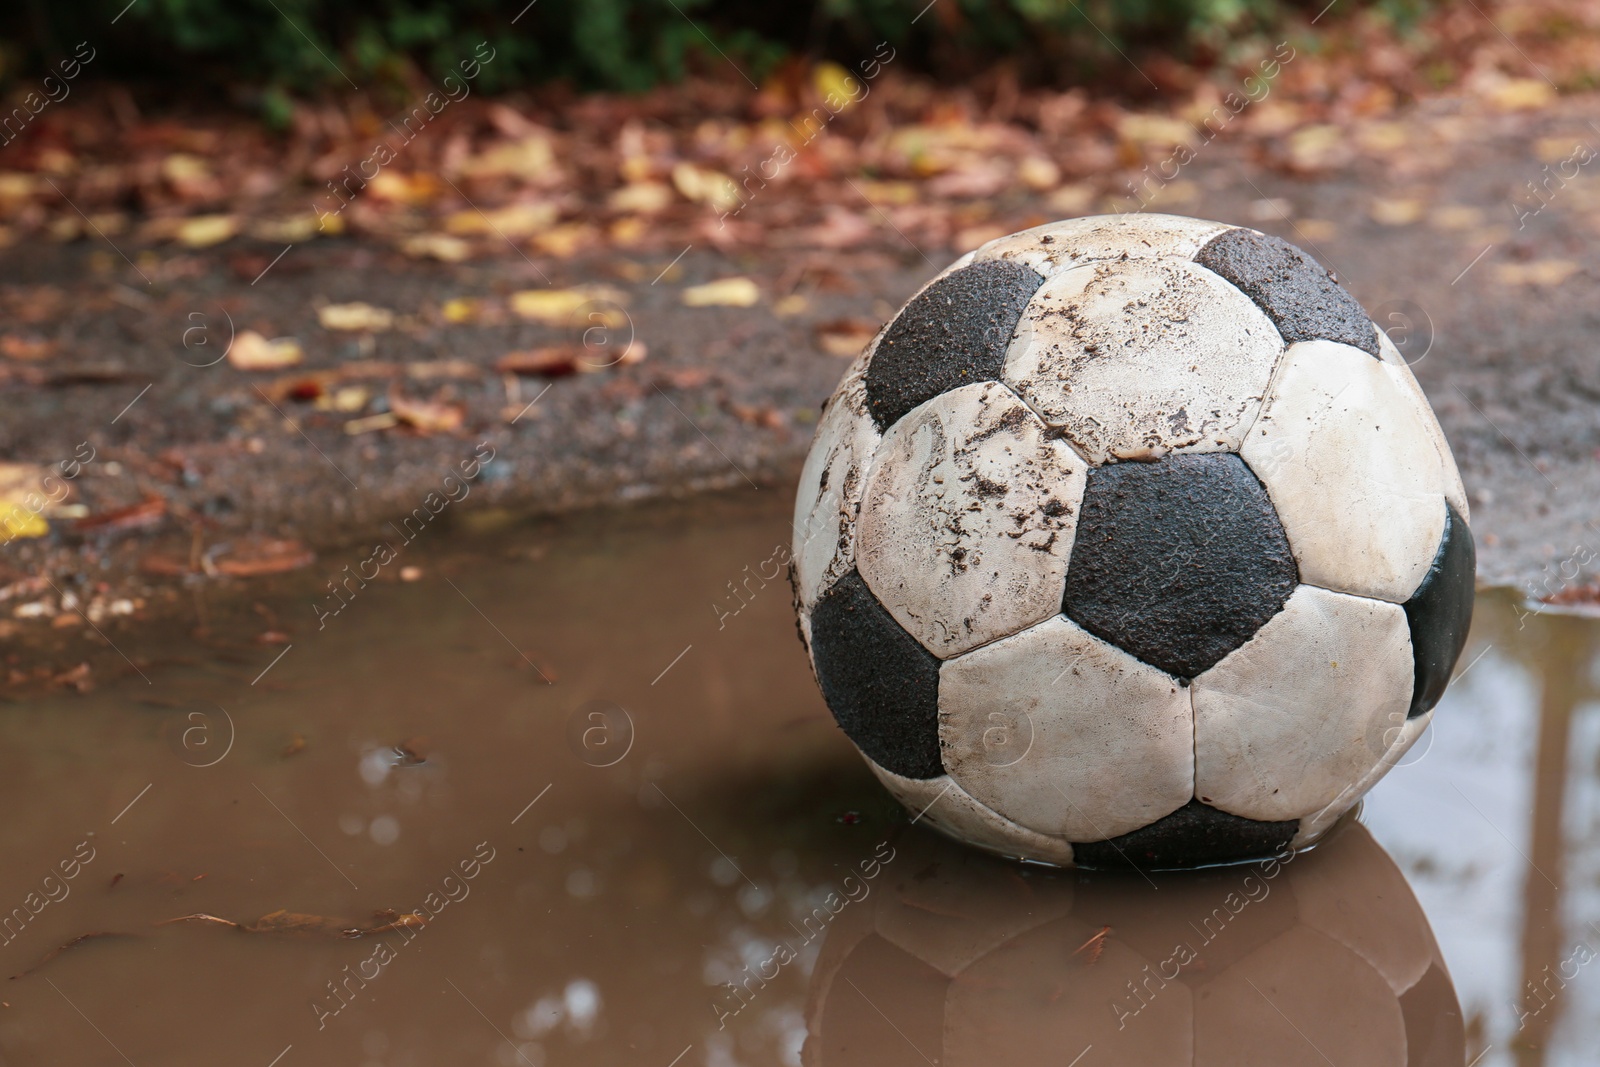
807;569;944;779
864;259;1045;431
1195;227;1380;357
1071;799;1299;871
1402;501;1476;719
1063;452;1298;680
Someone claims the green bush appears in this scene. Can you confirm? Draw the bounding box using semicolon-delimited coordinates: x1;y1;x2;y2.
0;0;1410;99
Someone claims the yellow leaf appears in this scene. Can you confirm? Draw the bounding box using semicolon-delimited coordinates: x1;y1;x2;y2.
1295;219;1339;241
1428;205;1482;231
400;233;471;262
228;331;303;371
1487;78;1556;112
1355;122;1411;154
531;222;596;259
671;163;742;212
0;173;41;201
1017;156;1060;191
441;298;481;324
1369;198;1424;226
1118;113;1199;149
249;214;322;243
509;287;627;326
609;216;649;246
1047;184;1095;216
682;277;760;308
813;62;862;111
1495;260;1580;286
608;182;675;214
318;303;395;332
444;202;557;238
1286;124;1348;172
161;154;210;183
0;464;54;540
367;172;439;205
175;215;238;248
458;134;556;181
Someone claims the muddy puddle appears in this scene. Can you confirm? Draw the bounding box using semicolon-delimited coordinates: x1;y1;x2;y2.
0;491;1595;1067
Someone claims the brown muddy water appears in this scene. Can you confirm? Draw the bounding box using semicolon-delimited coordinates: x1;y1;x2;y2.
0;492;1595;1067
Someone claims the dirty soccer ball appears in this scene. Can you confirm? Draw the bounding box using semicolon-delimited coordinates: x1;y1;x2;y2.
791;213;1476;869
803;821;1464;1067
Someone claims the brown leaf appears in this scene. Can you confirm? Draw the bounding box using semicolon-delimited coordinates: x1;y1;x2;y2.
496;346;583;378
814;318;880;358
724;401;785;429
0;335;59;361
1074;925;1112;965
389;390;465;434
75;495;167;534
159;908;427;939
11;932;136;979
652;367;714;390
211;537;316;577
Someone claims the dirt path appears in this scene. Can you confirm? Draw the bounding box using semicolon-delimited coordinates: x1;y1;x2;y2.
2;94;1597;643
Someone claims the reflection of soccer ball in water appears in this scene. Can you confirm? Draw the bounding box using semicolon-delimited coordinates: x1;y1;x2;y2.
791;214;1475;869
803;821;1464;1067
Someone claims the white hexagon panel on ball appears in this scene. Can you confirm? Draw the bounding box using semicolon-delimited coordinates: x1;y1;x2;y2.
855;380;1086;659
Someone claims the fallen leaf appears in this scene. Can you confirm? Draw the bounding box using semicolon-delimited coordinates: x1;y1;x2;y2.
318;302;395;332
1017;156;1061;190
608;182;674;214
1047;184;1096;215
0;335;58;361
313;385;370;412
440;297;483;324
75;495;167;534
1369;198;1424;226
228;330;303;371
724;401;785;428
671;163;741;211
496;346;584;377
814;318;880;357
1430;205;1483;230
399;233;471;262
1074;925;1112;965
389;391;465;433
248;214;321;243
458;134;557;181
1486;78;1556;111
284;734;307;757
159;908;427;938
0;464;54;539
532;222;597;258
682;277;760;307
1284;124;1350;173
344;412;400;435
367;171;440;205
509;287;627;326
653;367;714;390
444;201;557;238
174;215;238;248
1496;260;1581;286
11;932;135;979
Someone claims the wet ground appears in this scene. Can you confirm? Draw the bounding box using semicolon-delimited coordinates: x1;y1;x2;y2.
5;94;1600;634
0;489;1596;1066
